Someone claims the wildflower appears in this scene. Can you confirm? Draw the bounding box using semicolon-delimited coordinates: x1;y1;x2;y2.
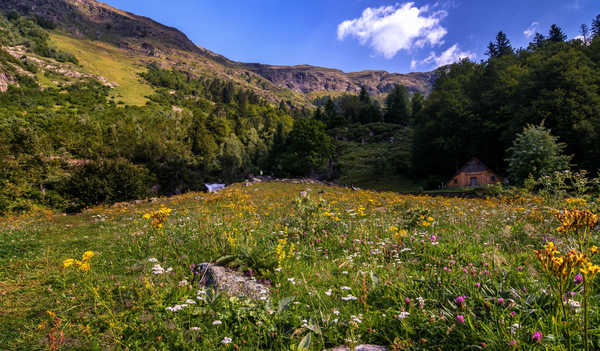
455;296;466;307
340;286;351;290
82;251;94;260
574;273;583;284
510;339;518;348
342;294;358;301
325;289;332;296
148;257;158;263
416;296;425;309
212;320;222;325
497;297;505;305
179;279;188;287
63;258;75;268
475;282;481;288
511;323;519;334
221;337;232;345
397;312;410;319
190;327;201;331
404;297;411;305
456;315;465;324
350;315;362;324
531;331;542;344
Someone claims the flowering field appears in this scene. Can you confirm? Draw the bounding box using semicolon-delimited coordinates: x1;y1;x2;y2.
0;182;598;350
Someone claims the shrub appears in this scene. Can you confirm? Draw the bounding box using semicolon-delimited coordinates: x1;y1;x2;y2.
507;124;571;186
60;158;155;211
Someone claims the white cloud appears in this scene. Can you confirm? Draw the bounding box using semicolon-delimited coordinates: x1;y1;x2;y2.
422;44;475;68
524;22;539;38
337;2;448;59
410;59;418;70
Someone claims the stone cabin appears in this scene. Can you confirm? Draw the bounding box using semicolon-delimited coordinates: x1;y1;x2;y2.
448;158;501;187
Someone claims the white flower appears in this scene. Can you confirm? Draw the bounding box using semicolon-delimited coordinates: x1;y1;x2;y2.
152;264;165;275
350;315;362;323
511;323;520;334
341;286;351;290
342;294;357;301
325;289;332;296
185;299;196;304
416;296;425;308
333;318;339;323
179;279;188;287
190;327;201;331
342;271;348;275
212;320;222;325
288;278;296;285
148;257;158;263
221;337;232;345
397;312;410;319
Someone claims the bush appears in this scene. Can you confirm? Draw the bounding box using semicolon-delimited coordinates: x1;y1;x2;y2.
60;158;155;211
506;124;571;186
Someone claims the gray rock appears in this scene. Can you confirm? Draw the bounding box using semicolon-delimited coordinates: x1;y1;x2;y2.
327;345;386;351
193;263;270;300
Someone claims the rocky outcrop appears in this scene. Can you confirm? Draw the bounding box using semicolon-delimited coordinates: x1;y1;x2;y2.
243;64;436;96
327;345;386;351
192;263;270;300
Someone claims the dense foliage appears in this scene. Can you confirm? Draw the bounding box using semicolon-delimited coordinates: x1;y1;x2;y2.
507;125;571;185
413;20;600;186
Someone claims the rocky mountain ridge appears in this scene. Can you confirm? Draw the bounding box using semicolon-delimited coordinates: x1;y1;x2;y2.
0;0;435;101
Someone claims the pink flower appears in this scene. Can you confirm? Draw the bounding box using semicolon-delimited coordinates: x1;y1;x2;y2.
497;297;505;305
510;339;518;348
455;296;466;307
456;314;465;324
404;297;411;305
574;274;583;285
518;266;523;271
475;282;481;288
532;331;542;344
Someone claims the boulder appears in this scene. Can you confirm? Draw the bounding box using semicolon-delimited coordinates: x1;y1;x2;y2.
327;345;386;351
192;263;269;300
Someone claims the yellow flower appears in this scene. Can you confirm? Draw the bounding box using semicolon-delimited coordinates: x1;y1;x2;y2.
63;258;75;268
82;251;94;261
79;262;91;272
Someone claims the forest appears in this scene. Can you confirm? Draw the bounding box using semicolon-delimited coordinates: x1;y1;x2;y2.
1;12;600;213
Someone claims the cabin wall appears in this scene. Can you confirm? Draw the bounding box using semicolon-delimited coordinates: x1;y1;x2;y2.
449;170;500;187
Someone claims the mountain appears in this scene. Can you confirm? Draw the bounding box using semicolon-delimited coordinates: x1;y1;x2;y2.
0;0;435;105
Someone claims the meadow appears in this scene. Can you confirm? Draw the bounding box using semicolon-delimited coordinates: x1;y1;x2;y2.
0;181;598;350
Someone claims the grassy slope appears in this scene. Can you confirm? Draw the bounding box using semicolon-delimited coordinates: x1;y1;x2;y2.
2;181;591;350
49;32;154;105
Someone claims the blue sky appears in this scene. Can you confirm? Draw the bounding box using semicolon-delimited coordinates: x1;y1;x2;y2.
102;0;598;73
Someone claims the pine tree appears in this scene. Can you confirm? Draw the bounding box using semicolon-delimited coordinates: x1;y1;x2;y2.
580;24;589;44
548;24;567;42
495;31;513;56
486;42;498;58
533;33;546;48
592;14;600;38
384;85;410;125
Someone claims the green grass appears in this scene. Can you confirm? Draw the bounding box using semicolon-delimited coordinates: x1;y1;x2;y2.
49;33;154;106
0;182;598;350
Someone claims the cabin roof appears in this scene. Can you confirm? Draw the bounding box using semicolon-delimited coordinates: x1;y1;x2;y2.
452;158;496;178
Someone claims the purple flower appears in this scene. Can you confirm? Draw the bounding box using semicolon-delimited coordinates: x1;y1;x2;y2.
510;339;518;348
532;331;542;344
455;296;466;307
497;297;505;305
456;314;465;324
574;274;583;285
475;282;481;288
518;266;523;271
404;297;411;305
